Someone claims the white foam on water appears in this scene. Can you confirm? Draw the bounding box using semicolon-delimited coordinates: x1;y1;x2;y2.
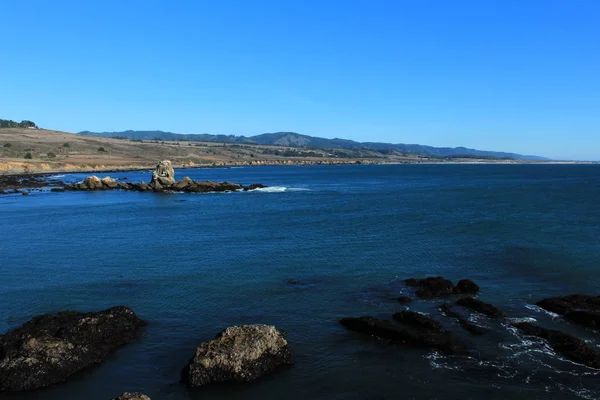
250;186;288;193
48;174;66;178
525;304;560;318
507;317;538;323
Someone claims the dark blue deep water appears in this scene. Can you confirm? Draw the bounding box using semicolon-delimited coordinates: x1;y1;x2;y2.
1;164;600;399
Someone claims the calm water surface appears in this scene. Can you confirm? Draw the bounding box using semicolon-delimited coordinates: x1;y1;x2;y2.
1;164;600;399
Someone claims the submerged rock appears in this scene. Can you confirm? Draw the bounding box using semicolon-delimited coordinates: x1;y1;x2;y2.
0;306;146;391
405;277;455;299
396;296;412;304
440;303;489;335
455;279;480;294
183;324;293;387
405;276;481;299
340;315;468;354
512;322;600;369
112;393;151;400
456;297;504;318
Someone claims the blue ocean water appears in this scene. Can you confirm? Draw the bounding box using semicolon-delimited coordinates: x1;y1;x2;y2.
1;164;600;399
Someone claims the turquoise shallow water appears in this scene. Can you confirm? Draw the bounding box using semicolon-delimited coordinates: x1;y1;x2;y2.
1;164;600;399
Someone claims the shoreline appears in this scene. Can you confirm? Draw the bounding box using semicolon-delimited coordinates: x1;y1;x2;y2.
0;158;598;178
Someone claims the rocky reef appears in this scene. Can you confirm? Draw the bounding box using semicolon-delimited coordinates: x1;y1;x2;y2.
183;324;293;387
0;306;145;391
65;160;263;193
537;294;600;329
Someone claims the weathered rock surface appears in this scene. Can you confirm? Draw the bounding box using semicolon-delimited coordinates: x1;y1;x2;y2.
183;324;293;387
512;322;600;369
340;315;468;354
0;306;146;391
440;303;489;335
112;393;151;400
537;295;600;329
101;176;118;188
151;160;175;187
456;297;504;318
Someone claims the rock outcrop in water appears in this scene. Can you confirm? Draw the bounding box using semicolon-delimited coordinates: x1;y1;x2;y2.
151;160;175;188
512;322;600;369
537;294;600;329
339;313;468;354
183;324;293;387
0;306;145;391
405;276;480;299
64;160;261;194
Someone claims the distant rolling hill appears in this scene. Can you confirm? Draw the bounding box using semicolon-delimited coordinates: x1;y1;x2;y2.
78;130;547;161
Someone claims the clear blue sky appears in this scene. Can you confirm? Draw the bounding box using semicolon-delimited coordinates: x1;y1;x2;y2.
1;0;599;160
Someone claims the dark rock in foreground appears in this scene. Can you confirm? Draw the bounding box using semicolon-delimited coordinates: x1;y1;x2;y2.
396;296;412;304
440;303;489;335
340;316;468;354
537;295;600;329
183;324;293;387
112;393;151;400
392;310;442;331
512;322;600;369
0;306;146;391
456;297;504;318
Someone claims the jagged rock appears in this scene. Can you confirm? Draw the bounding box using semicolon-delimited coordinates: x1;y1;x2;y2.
151;160;175;187
172;177;193;190
244;183;267;191
183;325;293;387
392;310;443;331
440;303;489;335
112;393;151;400
118;182;131;190
339;316;468;354
83;175;103;190
101;176;118;188
536;295;600;329
50;187;65;192
455;279;479;294
456;297;504;318
137;181;151;191
0;306;146;391
397;296;412;304
512;322;600;369
405;277;455;299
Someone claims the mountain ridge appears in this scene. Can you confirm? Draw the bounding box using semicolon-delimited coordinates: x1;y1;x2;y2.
78;130;547;161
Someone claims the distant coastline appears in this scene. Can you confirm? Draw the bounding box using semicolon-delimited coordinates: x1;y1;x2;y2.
1;126;596;176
